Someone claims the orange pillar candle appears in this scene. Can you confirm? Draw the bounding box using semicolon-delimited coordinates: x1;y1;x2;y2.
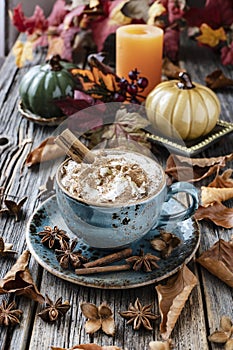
116;24;164;97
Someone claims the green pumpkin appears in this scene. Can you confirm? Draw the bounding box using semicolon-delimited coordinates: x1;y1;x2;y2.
19;55;77;119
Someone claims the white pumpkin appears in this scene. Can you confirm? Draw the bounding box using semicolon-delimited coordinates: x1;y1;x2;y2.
146;72;221;140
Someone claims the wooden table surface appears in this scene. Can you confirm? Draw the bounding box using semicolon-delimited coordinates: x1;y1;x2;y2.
0;38;233;350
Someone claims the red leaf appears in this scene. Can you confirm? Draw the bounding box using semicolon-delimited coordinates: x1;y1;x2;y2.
11;3;48;35
47;0;68;26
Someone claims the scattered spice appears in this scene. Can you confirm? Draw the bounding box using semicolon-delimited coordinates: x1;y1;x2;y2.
151;231;181;258
55;239;88;269
37;176;55;200
0;300;23;326
208;316;233;348
0;196;27;221
205;69;233;89
38;225;70;249
119;298;159;331
126;249;160;272
81;302;115;336
37;294;70;322
83;248;132;268
0;237;17;257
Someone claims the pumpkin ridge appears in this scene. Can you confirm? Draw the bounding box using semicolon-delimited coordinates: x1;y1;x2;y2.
195;88;210;135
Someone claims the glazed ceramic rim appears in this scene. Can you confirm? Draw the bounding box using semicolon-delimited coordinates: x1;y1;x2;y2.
18;100;67;126
55;149;166;208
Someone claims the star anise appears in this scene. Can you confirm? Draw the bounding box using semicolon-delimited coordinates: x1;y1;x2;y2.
126;249;160;272
119;298;159;331
0;300;23;326
0;196;27;221
151;230;181;258
55;239;88;269
37;294;70;322
81;301;115;336
38;225;70;249
0;237;17;257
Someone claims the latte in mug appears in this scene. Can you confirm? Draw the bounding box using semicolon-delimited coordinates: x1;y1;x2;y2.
59;149;164;205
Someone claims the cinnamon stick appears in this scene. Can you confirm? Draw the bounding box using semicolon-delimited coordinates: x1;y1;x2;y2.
75;264;131;275
55;129;95;163
83;248;132;268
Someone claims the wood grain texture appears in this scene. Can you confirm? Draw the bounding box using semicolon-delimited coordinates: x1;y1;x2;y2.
0;36;232;350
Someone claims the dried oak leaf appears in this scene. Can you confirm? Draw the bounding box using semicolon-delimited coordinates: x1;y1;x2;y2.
0;300;23;326
51;344;121;350
26;137;65;167
165;153;233;183
0;196;27;221
149;339;173;350
205;69;233;89
0;250;44;303
37;294;70;322
197;239;233;287
0;237;17;257
156;265;198;340
195;202;233;228
208;316;233;348
201;186;233;207
81;302;115;336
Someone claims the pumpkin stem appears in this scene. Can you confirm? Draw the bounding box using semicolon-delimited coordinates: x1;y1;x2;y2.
177;72;195;89
48;55;63;71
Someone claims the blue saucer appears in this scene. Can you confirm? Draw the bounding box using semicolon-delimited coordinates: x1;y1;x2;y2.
26;195;200;289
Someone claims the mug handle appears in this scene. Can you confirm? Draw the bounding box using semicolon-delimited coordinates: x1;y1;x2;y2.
156;181;199;227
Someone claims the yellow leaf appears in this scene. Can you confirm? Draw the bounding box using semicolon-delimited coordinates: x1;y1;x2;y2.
147;1;166;26
196;23;227;47
46;36;65;59
12;40;34;68
109;0;132;26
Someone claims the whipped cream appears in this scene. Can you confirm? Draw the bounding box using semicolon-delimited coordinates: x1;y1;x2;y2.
60;150;163;205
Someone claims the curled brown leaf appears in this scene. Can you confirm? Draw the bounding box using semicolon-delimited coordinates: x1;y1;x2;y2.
26;137;65;167
0;250;44;303
165;153;233;183
195;201;233;228
156;265;198;340
201;186;233;207
197;239;233;287
162;57;186;79
205;69;233;89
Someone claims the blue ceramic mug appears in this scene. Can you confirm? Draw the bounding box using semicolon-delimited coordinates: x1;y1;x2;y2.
55;150;199;249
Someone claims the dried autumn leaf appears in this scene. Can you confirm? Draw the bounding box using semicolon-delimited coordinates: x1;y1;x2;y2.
195;202;233;228
196;24;227;47
162;57;186;79
165;153;233;183
0;237;17;257
197;239;233;287
12;39;34;67
26;137;65;167
209;169;233;188
0;196;27;221
71;54;120;101
205;69;233;89
51;344;121;350
156;265;198;340
147;1;166;26
149;339;173;350
201;186;233;207
0;250;44;303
